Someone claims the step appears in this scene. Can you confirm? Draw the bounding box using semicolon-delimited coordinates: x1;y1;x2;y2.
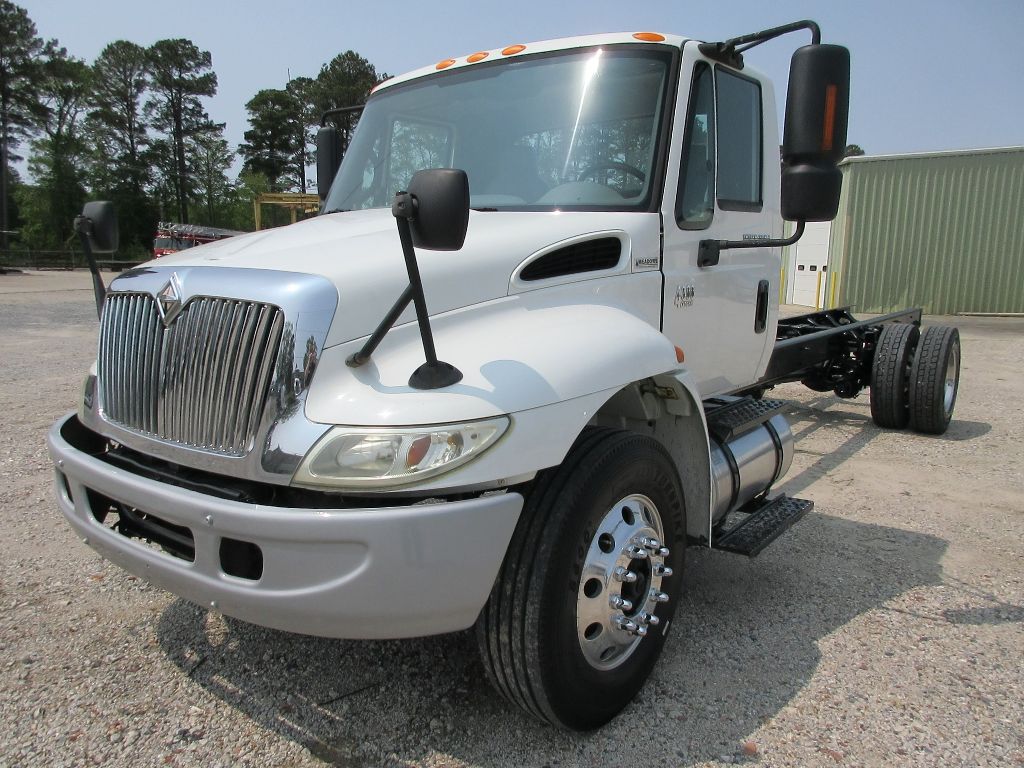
705;397;786;443
712;495;814;557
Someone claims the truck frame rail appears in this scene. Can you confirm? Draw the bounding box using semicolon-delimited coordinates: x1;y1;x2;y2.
753;306;922;397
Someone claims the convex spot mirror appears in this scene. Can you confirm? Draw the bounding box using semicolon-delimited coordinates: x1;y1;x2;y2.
781;44;850;222
316;125;341;202
406;169;470;251
78;201;119;253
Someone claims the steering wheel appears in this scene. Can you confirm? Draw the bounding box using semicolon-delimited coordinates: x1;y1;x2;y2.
576;161;647;185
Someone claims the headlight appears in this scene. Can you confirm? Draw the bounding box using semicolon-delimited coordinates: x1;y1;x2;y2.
293;417;509;489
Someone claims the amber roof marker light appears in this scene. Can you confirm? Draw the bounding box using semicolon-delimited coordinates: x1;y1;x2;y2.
467;52;489;63
632;32;666;42
436;58;456;70
501;44;526;56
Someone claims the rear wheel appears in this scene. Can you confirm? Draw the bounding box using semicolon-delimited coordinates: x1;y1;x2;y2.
475;428;685;730
869;323;920;428
909;325;960;434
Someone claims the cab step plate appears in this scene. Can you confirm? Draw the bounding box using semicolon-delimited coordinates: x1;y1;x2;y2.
712;495;813;557
705;397;786;443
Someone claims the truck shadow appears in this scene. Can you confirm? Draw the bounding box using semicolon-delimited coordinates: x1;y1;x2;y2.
156;513;947;767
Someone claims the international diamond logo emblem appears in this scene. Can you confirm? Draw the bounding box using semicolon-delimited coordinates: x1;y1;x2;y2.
156;273;184;327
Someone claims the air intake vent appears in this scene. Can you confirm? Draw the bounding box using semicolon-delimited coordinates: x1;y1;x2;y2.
520;237;622;281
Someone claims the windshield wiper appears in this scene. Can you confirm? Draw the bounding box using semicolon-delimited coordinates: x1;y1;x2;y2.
320;208;351;215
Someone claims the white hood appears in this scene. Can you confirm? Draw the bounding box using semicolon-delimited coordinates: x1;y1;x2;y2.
152;208;659;347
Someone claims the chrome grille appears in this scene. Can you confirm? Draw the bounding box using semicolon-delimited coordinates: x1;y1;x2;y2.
98;292;285;456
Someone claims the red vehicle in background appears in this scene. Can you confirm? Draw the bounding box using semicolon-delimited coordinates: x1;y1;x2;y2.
153;222;244;257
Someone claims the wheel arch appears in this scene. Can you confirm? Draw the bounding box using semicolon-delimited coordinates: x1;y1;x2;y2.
590;371;713;545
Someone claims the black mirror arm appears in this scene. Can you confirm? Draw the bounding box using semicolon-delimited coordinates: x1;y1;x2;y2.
699;20;821;68
698;220;805;268
319;104;364;127
346;191;463;390
73;215;107;320
345;284;414;368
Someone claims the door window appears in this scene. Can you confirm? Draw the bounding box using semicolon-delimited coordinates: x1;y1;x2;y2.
715;68;762;210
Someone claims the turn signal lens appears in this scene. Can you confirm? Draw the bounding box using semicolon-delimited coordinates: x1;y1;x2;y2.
822;84;838;152
294;417;509;488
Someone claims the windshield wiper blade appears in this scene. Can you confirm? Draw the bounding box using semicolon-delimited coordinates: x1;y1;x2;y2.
320;208;350;215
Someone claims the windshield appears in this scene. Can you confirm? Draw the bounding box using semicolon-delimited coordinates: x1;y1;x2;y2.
323;47;673;212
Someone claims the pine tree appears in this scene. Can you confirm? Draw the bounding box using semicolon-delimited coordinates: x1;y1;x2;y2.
0;1;49;249
146;38;217;224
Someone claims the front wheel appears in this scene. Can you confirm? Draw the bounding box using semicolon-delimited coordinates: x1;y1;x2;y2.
475;428;685;730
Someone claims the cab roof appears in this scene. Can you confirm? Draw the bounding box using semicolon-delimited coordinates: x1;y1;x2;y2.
373;32;689;93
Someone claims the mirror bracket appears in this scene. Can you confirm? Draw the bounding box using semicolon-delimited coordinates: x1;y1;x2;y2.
73;201;119;320
346;183;466;390
698;221;805;268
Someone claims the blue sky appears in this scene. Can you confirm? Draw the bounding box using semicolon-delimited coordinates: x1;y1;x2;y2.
19;0;1024;173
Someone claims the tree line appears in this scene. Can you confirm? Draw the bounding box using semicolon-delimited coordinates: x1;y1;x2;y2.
0;1;383;256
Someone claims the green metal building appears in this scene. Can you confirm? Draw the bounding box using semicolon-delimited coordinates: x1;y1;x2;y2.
824;146;1024;314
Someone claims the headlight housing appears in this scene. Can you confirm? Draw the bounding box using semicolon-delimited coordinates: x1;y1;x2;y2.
293;417;509;489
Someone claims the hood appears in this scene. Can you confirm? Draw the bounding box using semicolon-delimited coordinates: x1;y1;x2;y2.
152;208;658;347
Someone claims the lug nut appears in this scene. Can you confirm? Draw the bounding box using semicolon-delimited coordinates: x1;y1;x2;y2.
614;616;639;633
634;624;648;637
639;612;660;626
656;546;670;557
640;536;662;551
650;590;670;603
610;595;633;612
614;566;639;583
654;564;673;577
624;545;649;560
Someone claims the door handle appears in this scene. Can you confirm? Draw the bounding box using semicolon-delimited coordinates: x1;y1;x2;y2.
754;279;770;333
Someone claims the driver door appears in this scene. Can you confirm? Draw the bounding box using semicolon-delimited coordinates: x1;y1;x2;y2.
661;50;779;396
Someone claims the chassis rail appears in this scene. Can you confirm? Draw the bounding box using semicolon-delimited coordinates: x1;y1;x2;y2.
752;306;922;397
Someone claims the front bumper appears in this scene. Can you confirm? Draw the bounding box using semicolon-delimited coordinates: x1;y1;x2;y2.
47;413;524;639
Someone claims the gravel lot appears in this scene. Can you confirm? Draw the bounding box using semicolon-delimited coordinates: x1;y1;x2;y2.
1;270;1021;767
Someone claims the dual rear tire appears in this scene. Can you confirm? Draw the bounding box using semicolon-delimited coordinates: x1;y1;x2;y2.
870;323;960;434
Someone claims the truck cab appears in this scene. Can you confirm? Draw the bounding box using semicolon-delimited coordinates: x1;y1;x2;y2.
49;24;873;730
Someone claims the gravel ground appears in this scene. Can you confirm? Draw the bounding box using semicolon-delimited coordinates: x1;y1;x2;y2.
1;270;1021;767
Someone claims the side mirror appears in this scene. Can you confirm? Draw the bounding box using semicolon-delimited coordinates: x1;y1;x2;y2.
316;126;342;202
781;44;850;221
405;168;470;251
77;201;119;253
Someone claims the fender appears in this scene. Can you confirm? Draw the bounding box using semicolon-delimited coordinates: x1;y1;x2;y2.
305;285;676;426
302;286;684;493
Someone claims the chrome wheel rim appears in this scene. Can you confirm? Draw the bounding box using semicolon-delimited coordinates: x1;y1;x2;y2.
576;494;670;671
944;344;959;415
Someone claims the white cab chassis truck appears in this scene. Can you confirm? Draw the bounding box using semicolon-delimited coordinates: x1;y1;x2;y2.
49;21;962;730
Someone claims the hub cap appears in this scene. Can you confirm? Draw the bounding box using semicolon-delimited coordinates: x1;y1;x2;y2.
576;494;671;670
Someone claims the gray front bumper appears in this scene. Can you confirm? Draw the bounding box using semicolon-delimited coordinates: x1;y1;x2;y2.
48;413;523;639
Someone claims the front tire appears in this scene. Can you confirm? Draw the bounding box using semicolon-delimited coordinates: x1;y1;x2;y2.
475;428;685;730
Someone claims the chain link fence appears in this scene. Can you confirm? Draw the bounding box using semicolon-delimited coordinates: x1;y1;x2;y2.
0;249;143;272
